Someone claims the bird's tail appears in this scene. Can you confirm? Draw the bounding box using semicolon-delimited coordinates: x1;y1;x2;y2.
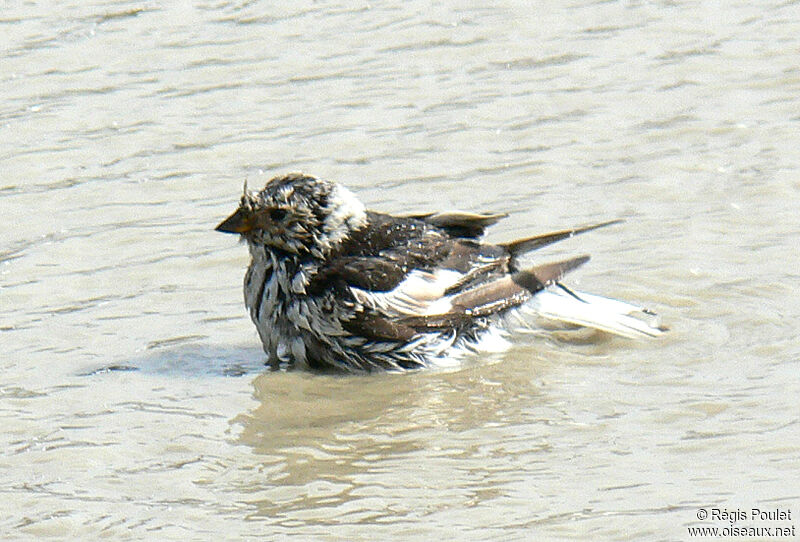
520;285;667;339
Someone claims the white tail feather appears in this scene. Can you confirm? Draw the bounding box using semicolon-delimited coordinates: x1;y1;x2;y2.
523;286;666;339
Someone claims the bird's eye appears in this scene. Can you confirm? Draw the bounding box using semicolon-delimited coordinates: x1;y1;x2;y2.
270;208;287;221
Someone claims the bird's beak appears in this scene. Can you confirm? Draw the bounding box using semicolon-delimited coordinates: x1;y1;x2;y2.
215;208;253;234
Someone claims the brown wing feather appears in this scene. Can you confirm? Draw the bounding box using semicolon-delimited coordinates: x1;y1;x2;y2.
502;220;623;256
400;255;591;330
310;213;501;294
405;211;508;238
311;209;600;336
526;254;590;286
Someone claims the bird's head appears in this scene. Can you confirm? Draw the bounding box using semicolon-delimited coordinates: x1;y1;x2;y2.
215;173;367;258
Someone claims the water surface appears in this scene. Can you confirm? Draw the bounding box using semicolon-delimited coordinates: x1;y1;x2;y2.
2;1;799;540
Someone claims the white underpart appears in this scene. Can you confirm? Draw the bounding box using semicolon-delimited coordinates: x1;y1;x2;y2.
523;286;665;339
350;268;464;316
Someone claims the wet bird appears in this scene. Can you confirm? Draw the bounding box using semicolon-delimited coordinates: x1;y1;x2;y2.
216;173;665;372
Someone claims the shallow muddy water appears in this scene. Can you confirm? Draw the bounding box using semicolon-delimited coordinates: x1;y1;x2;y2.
2;1;799;540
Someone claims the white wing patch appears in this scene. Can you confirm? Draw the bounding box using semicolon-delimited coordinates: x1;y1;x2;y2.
350;269;464;316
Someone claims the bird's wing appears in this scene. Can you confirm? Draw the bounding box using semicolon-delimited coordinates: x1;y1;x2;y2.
307;216;511;340
330;250;589;341
501;219;623;256
403;211;508;238
309;213;608;341
338;255;590;342
311;232;498;311
308;223;465;294
397;255;590;329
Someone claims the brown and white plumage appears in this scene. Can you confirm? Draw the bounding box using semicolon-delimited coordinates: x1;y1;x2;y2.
216;173;665;372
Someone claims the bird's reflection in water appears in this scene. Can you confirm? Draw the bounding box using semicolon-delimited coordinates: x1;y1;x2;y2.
233;348;567;520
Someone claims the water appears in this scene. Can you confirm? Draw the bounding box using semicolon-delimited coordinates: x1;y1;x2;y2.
2;1;799;540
